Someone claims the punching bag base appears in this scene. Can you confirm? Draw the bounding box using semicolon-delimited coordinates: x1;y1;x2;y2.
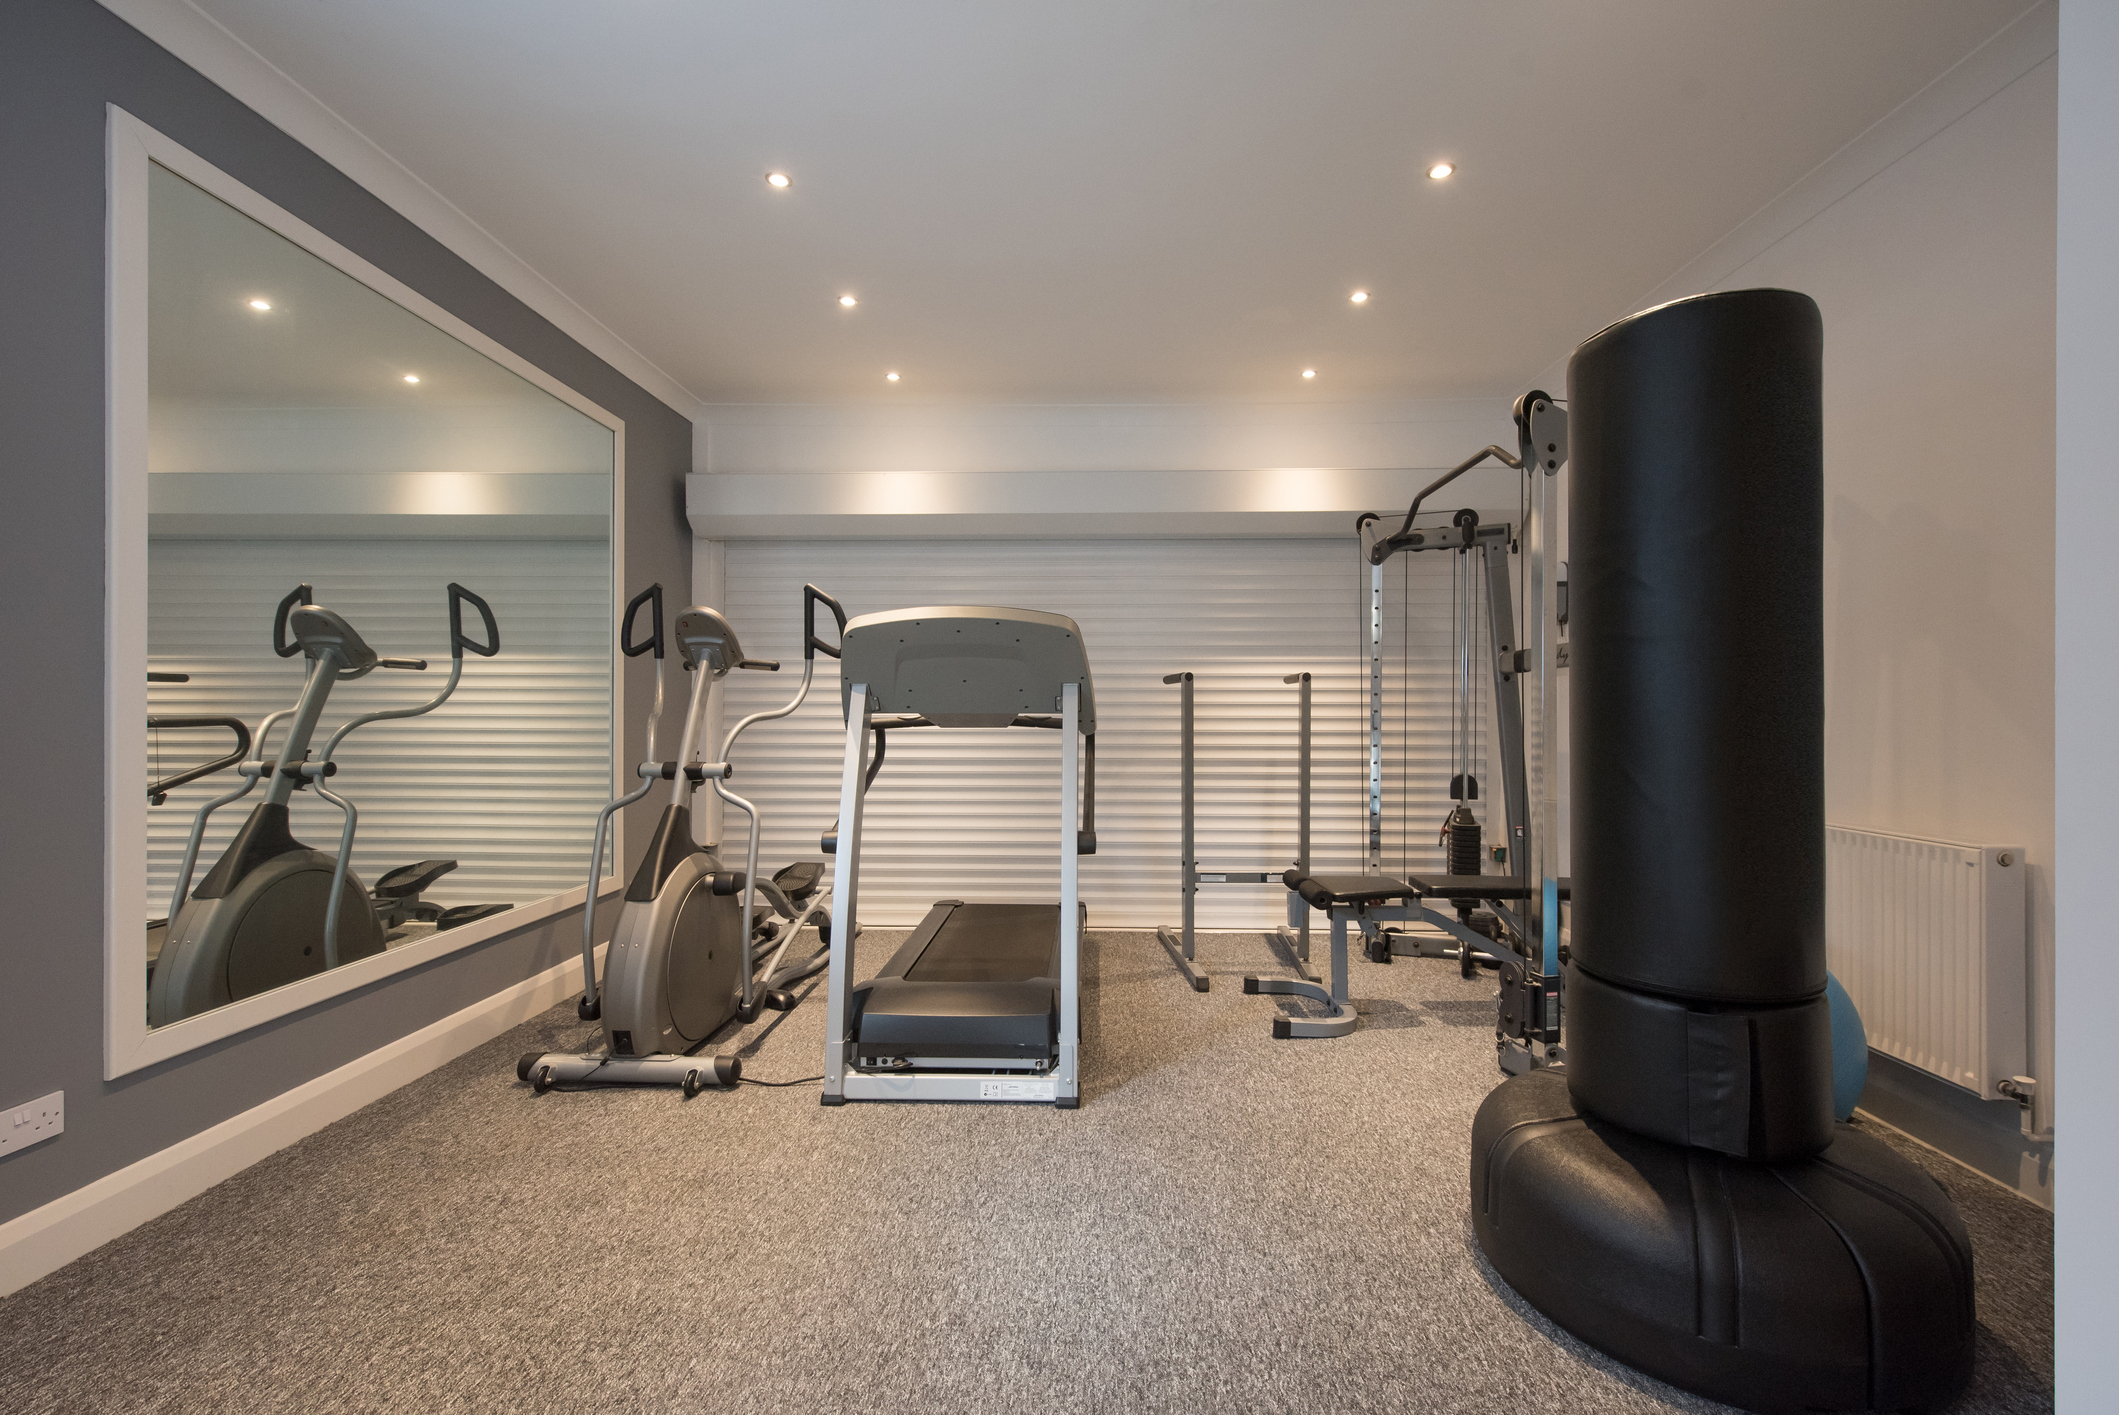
1471;1069;1974;1414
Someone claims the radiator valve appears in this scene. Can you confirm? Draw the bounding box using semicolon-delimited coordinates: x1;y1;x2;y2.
1997;1075;2039;1137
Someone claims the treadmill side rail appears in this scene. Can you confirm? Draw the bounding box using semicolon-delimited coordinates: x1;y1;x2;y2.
821;687;874;1101
1055;679;1081;1106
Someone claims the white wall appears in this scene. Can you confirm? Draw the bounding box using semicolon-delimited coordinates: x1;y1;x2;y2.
2054;4;2117;1407
1696;56;2058;1148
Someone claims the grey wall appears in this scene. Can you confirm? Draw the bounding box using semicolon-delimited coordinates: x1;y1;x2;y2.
0;0;691;1227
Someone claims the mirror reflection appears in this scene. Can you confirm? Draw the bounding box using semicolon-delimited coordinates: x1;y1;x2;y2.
143;162;614;1025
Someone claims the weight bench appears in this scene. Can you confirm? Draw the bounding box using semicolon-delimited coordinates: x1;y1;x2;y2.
1245;871;1570;1040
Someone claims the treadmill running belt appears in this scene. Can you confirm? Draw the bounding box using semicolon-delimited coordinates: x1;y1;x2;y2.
906;903;1059;983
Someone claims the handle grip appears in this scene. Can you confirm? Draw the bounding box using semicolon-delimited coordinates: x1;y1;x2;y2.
804;584;847;660
621;583;665;659
145;715;253;803
272;584;314;658
447;583;500;658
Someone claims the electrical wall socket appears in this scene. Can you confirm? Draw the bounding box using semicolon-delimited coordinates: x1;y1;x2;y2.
0;1091;63;1157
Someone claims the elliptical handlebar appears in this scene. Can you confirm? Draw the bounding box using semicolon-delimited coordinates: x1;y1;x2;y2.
314;583;501;968
712;582;849;1011
317;583;498;766
577;578;673;1018
622;583;665;660
717;583;843;763
271;584;315;659
448;583;500;658
805;584;847;661
147;715;253;804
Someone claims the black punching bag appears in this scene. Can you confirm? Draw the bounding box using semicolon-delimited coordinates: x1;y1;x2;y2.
1566;287;1833;1161
1468;291;1975;1415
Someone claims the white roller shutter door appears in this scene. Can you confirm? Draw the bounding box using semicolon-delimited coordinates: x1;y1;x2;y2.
145;538;611;920
718;537;1493;928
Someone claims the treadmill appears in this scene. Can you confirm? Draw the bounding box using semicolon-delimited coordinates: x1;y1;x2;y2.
820;606;1095;1108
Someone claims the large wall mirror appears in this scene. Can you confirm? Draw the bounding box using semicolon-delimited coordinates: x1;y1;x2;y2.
106;109;623;1075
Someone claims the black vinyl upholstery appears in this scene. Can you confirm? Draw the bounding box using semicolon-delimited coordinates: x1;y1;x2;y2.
1473;1069;1973;1415
1471;289;1973;1412
1564;962;1834;1160
1283;871;1571;910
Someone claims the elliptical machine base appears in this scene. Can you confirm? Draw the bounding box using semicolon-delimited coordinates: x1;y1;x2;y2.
518;1049;741;1098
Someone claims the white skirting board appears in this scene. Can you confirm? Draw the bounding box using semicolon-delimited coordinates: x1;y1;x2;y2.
0;946;601;1299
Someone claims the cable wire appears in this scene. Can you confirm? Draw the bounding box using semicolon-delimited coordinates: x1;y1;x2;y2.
736;1074;826;1088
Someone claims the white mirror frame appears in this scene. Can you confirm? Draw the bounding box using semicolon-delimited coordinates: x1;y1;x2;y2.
104;106;628;1078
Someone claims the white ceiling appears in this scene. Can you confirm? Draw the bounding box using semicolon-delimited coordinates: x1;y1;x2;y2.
187;0;2034;406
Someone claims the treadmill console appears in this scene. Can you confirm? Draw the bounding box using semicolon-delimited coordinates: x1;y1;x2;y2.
838;605;1096;731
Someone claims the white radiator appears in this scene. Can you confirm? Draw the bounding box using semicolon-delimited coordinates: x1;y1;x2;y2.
1824;825;2027;1100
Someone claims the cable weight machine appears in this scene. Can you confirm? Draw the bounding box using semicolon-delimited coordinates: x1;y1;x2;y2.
1273;391;1569;1068
1356;509;1529;976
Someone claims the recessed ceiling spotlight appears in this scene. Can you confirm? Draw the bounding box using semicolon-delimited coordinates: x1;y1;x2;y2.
247;298;272;311
1302;369;1317;379
1428;161;1454;180
840;295;858;308
402;374;421;384
766;171;792;189
885;372;900;382
1350;290;1369;305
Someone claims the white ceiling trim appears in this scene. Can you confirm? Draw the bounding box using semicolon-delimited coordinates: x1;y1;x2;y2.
693;397;1520;478
98;0;703;421
1532;0;2057;390
685;466;1527;541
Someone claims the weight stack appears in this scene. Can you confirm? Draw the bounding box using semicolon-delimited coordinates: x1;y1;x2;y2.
1469;290;1975;1414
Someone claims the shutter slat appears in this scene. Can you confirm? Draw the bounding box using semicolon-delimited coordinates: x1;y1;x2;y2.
145;539;611;917
720;538;1492;927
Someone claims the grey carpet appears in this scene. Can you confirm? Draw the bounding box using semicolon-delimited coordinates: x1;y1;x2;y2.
2;931;2052;1414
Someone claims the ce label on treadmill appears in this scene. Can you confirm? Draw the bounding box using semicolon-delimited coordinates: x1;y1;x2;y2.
980;1079;1057;1101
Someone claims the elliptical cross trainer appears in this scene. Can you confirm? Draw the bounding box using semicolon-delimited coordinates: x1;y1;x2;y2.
149;582;504;1026
519;583;847;1096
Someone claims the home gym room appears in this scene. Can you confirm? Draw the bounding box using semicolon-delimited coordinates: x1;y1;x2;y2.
0;1;2102;1411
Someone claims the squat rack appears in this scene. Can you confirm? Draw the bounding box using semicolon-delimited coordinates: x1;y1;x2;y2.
1155;670;1317;992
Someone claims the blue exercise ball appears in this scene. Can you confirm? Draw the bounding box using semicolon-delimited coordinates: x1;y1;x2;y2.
1825;972;1868;1121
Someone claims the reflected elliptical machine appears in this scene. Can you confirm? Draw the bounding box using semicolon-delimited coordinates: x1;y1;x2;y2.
519;583;847;1096
149;582;506;1026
